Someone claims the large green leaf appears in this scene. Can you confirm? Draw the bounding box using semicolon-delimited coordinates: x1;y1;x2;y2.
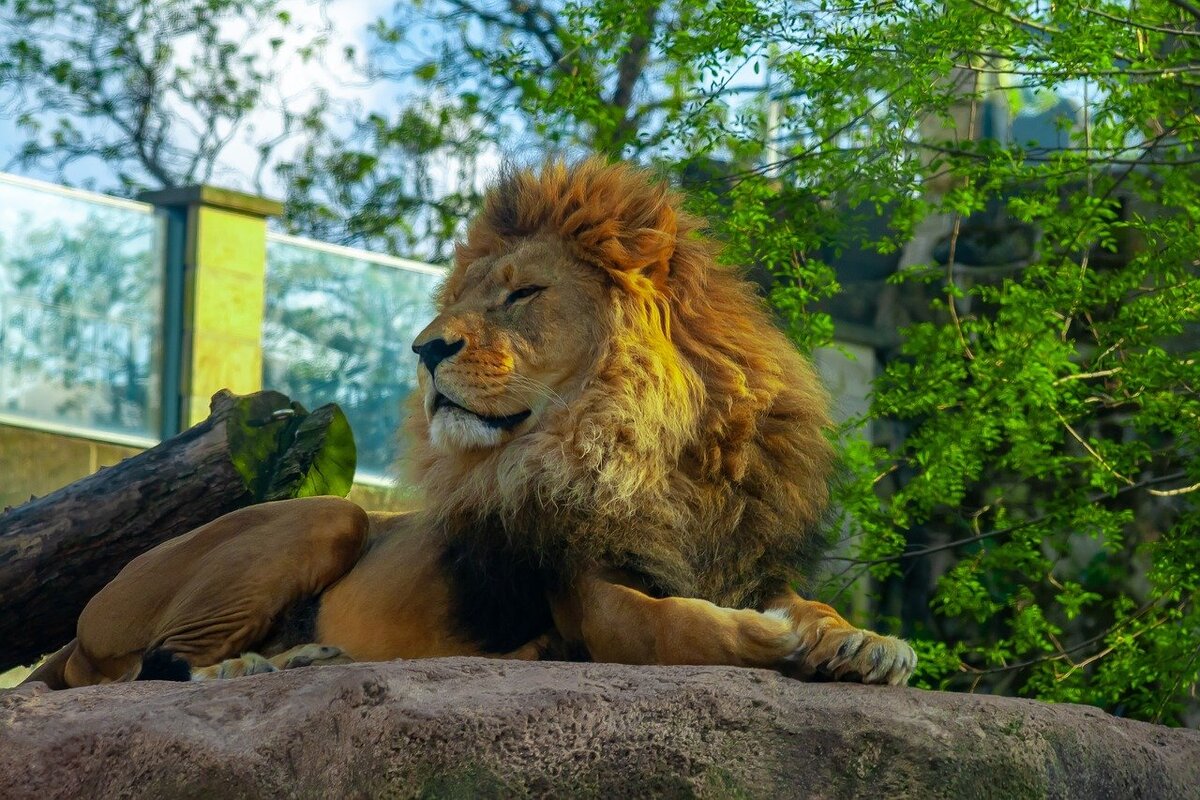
218;389;357;501
265;402;357;500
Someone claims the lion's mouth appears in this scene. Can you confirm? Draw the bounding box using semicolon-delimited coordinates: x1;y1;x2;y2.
432;392;532;430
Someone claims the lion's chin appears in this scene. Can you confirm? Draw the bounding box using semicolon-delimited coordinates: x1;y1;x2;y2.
428;404;530;452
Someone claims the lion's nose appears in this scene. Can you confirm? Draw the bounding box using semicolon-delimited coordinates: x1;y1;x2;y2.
412;337;465;376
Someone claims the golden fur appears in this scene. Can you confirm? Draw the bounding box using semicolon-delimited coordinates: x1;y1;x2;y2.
30;159;915;690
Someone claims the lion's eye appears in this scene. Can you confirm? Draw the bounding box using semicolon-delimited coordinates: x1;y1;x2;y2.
505;285;545;306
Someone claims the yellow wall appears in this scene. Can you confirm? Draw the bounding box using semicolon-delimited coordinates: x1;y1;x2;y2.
0;426;141;512
183;205;268;425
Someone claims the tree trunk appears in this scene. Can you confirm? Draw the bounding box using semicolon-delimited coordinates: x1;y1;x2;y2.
0;389;356;671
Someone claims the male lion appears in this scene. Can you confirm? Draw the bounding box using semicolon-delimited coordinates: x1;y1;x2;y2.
29;159;915;690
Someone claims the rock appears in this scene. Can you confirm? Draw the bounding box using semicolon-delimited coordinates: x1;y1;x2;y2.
1;659;1197;799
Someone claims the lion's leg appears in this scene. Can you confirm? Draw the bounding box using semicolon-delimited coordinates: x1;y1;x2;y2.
495;633;559;661
566;572;915;685
64;496;369;688
567;572;806;669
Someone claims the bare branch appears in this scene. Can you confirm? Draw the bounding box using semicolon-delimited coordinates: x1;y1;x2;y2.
1148;481;1200;497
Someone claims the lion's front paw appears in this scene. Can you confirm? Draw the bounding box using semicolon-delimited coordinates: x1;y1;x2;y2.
786;621;916;686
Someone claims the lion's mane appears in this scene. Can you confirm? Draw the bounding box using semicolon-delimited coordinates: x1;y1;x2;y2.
405;160;834;608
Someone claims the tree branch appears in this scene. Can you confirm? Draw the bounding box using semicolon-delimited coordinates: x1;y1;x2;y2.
610;2;659;112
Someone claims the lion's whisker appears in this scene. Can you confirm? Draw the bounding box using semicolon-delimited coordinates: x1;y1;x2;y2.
508;374;569;410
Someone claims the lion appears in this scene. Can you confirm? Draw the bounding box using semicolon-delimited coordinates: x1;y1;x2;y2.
27;159;915;690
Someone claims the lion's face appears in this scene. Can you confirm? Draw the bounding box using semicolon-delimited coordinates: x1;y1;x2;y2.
411;234;611;452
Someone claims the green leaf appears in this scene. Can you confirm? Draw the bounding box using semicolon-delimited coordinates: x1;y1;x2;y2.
269;403;358;500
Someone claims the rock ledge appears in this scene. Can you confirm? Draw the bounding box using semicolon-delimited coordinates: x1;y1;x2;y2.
1;658;1197;799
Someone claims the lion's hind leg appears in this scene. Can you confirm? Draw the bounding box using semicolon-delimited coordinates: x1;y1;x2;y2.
63;496;368;688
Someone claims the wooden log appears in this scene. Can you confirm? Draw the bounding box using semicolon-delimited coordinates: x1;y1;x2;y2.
0;389;356;671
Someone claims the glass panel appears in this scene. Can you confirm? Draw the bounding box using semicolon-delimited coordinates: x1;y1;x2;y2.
263;237;443;479
0;176;163;440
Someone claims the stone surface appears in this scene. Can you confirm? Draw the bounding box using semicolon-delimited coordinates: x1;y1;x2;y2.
1;659;1197;799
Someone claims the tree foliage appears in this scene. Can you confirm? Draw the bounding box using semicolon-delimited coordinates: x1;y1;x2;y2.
391;0;686;154
273;0;716;255
275;101;492;261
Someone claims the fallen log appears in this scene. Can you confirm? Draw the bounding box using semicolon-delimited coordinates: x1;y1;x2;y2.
0;389;355;670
